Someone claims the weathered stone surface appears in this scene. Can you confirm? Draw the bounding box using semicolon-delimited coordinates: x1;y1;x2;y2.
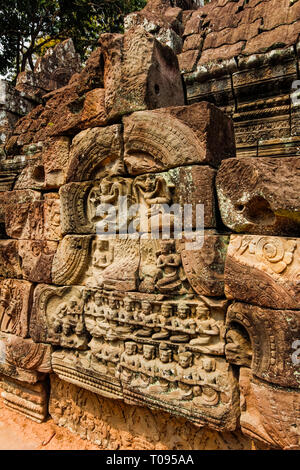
3;190;61;241
124;102;235;174
99;27;184;121
240;368;300;450
16;39;81;100
49;373;253;450
52;236;140;292
4;190;43;239
224;234;300;310
30;284;88;350
0;332;46;383
226;302;300;388
0;279;33;337
18;240;57;283
65;125;125;182
1;376;49;423
216;157;300;236
0;332;52;373
43;193;62;241
178;232;229;297
15;137;71;190
0;240;22;279
51;235;93;286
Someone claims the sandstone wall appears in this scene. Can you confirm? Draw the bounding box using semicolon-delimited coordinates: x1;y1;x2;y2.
0;0;299;451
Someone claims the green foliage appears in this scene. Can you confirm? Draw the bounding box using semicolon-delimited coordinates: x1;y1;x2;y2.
0;0;147;81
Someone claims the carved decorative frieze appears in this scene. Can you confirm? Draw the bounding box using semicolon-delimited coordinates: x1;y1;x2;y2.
0;376;49;423
225;235;300;309
226;302;300;388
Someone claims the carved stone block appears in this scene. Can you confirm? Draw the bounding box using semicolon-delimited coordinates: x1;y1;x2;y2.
124;102;235;175
0;240;22;279
18;240;57;283
0;279;33;337
1;376;49;423
122;352;239;431
3;190;61;240
240;368;300;450
224;234;300;309
99;27;184;121
0;332;47;383
30;284;89;350
4;190;44;239
65;125;125;183
178;232;230;297
43;193;62;241
216;157;300;236
226;302;300;388
42;137;71;188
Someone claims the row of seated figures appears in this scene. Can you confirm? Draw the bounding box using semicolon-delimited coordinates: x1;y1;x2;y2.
83;290;225;354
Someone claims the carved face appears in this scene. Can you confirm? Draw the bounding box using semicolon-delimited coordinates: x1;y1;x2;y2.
124;300;133;311
94;293;102;307
143;345;155;360
62;321;73;336
159;349;172;363
100;181;110;195
178;353;193;368
161;240;174;254
196;305;209;319
141;301;151;314
161;304;172;317
202;358;215;372
125;342;136;355
178;305;189;319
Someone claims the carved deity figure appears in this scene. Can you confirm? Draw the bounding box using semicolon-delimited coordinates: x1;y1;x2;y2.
117;341;140;383
155;343;176;391
175;351;195;399
0;282;21;334
170;304;196;343
139;345;157;387
134;301;156;337
189;304;220;349
152;303;173;340
156;240;182;293
193;358;220;407
134;175;174;232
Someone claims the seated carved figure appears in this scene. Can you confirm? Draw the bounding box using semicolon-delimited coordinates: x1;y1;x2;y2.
189;304;220;349
152;303;173;340
170;304;196;343
154;343;176;391
175;351;196;400
194;358;220;407
138;344;157;387
134;301;156;337
156;241;182;293
117;341;140;383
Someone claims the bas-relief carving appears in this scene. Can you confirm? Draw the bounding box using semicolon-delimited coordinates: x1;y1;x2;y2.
18;240;58;283
226;302;300;389
0;376;49;423
225;234;300;309
83;290;227;355
0;279;33;337
240;368;300;450
30;285;89;350
60;166;216;236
